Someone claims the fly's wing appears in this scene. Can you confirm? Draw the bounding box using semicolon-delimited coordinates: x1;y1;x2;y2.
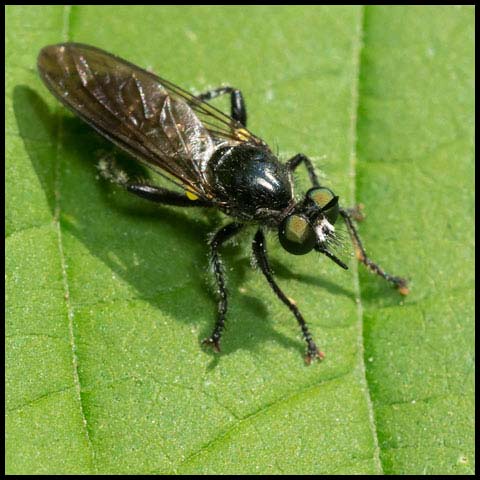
157;71;266;149
37;43;265;198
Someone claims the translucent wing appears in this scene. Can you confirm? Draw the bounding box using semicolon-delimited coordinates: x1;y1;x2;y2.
37;43;265;198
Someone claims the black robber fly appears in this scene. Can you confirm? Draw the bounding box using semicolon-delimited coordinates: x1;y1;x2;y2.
37;43;409;364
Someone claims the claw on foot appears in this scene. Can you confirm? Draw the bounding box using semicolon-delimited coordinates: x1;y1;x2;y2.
305;345;325;365
202;337;221;353
393;277;410;296
349;203;365;222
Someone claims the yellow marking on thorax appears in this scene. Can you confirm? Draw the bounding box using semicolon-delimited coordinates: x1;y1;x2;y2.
186;190;199;201
235;128;250;141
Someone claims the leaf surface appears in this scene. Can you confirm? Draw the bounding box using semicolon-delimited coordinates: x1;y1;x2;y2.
6;5;474;474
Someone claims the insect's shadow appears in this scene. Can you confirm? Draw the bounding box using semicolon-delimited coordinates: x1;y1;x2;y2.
14;85;364;364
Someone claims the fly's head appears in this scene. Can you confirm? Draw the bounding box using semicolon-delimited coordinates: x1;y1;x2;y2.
278;187;347;269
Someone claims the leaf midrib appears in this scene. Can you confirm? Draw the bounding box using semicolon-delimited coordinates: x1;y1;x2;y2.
345;5;384;474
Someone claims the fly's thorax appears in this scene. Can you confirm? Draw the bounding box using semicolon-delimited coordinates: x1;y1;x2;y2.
207;144;293;219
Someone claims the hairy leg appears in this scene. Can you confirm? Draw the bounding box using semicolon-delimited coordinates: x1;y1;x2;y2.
286;153;320;188
252;229;324;364
97;154;213;207
196;86;247;127
340;207;409;295
203;222;245;351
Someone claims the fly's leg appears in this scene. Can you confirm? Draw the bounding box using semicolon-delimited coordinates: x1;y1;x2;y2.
340;208;409;295
252;229;324;364
203;222;245;352
343;204;365;222
97;154;213;207
126;184;213;206
286;153;320;188
196;86;247;127
286;154;365;217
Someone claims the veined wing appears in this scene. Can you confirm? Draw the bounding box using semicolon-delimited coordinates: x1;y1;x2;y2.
37;43;265;198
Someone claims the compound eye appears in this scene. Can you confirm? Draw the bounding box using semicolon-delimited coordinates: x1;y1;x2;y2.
278;214;316;255
306;187;339;224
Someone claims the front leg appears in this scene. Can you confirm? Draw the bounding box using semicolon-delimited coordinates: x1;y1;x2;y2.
340;208;409;295
252;229;324;364
203;222;244;352
286;153;320;188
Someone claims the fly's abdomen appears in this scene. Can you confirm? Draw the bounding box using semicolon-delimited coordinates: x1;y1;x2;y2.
208;145;292;218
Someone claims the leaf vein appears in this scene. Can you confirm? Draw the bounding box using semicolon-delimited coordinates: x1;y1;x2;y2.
173;371;351;473
53;5;97;473
6;385;75;413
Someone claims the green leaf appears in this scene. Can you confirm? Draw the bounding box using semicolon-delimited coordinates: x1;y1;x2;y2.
6;5;474;475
